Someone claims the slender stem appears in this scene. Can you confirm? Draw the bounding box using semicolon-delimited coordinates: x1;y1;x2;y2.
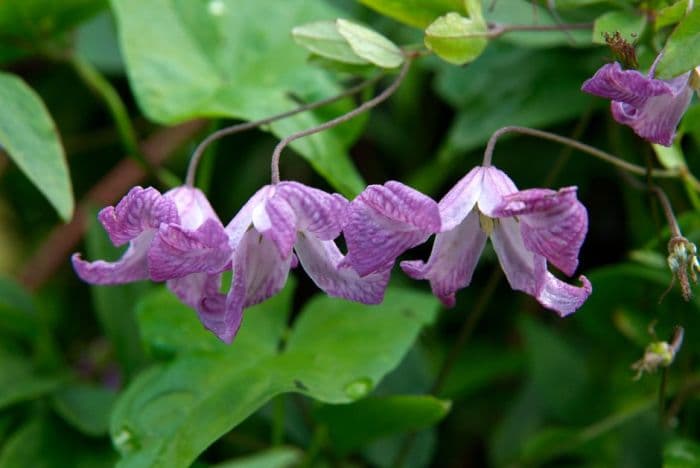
184;74;383;186
476;21;592;39
270;57;413;184
649;185;682;238
482;126;681;179
69;54;152;174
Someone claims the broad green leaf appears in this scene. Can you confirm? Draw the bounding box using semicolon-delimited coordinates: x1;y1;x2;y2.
76;11;124;74
111;0;365;197
137;278;296;358
664;438;700;468
0;417;116;468
212;447;302;468
0;72;74;221
336;19;404;69
86;213;149;378
424;12;487;65
0;0;106;41
592;10;646;45
0;347;64;410
357;0;465;28
292;21;369;65
656;6;700;78
315;395;450;452
52;383;117;436
111;288;438;467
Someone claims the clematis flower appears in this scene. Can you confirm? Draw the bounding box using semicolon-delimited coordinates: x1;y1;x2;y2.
581;61;693;146
343;167;591;316
72;185;231;302
196;182;391;343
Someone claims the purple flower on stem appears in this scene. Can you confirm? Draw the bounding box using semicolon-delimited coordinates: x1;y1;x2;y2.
581;61;693;146
344;167;591;316
194;182;390;343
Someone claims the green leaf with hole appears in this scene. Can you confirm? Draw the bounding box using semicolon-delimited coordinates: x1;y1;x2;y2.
358;0;465;28
111;0;365;197
592;10;646;45
0;72;74;221
656;6;700;79
336;19;404;69
111;287;438;467
316;395;450;453
292;21;369;65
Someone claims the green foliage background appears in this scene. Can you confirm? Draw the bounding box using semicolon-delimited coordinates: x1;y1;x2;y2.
1;0;700;466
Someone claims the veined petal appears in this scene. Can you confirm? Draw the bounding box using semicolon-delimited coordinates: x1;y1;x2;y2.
167;272;221;309
295;232;390;304
490;217;537;295
226;186;271;249
477;166;518;217
437;166;482;231
149;218;232;281
72;232;153;284
343;181;441;276
401;209;487;307
164;186;219;230
611;85;692;146
201;228;292;343
493;187;587;276
252;192;297;258
533;258;592;317
275;182;348;240
98;186;178;247
581;62;679;108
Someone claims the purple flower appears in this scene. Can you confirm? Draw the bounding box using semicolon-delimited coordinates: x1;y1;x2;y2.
343;167;591;316
72;185;231;298
581;61;693;146
195;182;391;343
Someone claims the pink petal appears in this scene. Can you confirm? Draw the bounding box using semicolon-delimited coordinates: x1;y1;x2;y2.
295;233;390;304
343;181;441;276
476;166;518;217
400;210;487;307
490;217;538;295
493;187;587;276
437;166;482;231
581;62;680;107
164;186;219;230
71;232;153;284
201;229;292;344
98;186;178;246
148;219;232;281
534;259;592;317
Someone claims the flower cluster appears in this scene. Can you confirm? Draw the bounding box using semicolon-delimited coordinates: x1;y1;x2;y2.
74;168;591;343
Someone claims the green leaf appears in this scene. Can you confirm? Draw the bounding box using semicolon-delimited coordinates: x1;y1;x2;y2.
357;0;465;28
656;0;690;30
653;143;686;171
292;21;369;65
336;19;404;69
316;395;450;453
0;72;74;221
212;447;302;468
111;288;438;467
656;6;700;78
0;417;116;468
111;0;365;197
85;213;149;378
0;347;64;410
0;0;106;41
592;10;646;45
52;383;117;436
664;438;700;468
424;12;487;65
